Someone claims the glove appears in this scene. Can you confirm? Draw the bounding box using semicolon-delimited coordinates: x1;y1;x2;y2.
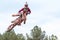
28;12;30;14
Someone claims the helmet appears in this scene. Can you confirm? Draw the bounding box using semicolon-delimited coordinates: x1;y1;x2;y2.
24;2;28;7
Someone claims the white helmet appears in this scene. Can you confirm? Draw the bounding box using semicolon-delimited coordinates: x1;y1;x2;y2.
24;2;28;7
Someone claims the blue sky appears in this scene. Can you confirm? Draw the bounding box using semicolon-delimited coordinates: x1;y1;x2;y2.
0;0;60;40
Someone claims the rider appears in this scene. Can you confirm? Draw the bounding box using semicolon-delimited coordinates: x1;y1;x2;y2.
18;2;31;24
6;2;31;32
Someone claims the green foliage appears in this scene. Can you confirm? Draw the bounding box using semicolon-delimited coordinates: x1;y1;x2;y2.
0;34;3;40
2;30;18;40
26;25;58;40
17;34;25;40
26;25;46;40
0;25;58;40
26;33;32;40
0;30;25;40
44;36;48;40
49;34;58;40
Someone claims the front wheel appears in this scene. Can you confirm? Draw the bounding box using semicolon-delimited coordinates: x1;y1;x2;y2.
7;24;16;32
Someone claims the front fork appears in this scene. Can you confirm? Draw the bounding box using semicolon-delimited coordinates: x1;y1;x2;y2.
7;23;16;32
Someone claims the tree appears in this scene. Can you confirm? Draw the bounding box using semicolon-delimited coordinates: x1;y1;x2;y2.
26;33;32;40
17;34;25;40
1;30;25;40
44;36;48;40
2;30;18;40
26;25;46;40
0;34;3;40
0;26;58;40
49;34;58;40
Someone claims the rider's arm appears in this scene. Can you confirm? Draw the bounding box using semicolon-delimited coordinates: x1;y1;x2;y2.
18;8;24;13
28;8;31;14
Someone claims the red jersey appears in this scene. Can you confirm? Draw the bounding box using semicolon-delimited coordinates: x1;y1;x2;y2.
18;7;31;14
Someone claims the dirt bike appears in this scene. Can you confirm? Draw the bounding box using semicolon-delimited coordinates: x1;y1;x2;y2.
6;13;24;32
6;12;30;32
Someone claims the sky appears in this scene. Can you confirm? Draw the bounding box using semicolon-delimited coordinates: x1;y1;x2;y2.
0;0;60;40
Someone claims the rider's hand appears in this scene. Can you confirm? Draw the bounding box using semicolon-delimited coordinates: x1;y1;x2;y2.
28;12;30;14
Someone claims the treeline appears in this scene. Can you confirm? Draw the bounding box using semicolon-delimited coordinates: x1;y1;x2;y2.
0;26;58;40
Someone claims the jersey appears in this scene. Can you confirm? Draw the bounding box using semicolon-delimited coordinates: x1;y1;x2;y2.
18;7;31;14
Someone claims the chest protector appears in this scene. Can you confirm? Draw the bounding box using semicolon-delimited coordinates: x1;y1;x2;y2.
23;7;28;12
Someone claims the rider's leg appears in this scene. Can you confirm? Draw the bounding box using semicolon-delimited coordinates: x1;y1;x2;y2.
23;13;26;24
24;18;26;24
